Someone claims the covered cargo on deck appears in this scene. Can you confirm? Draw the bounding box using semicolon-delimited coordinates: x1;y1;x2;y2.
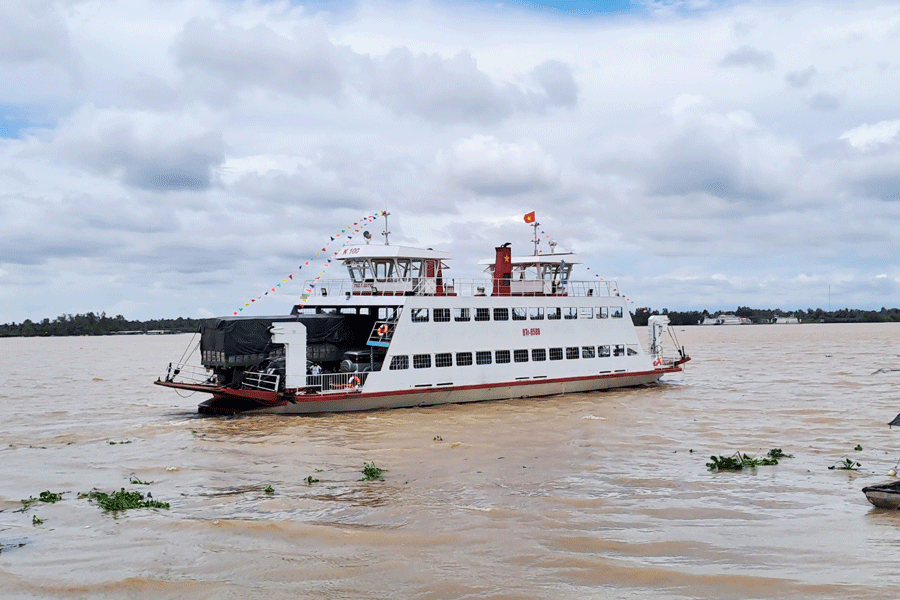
200;313;376;367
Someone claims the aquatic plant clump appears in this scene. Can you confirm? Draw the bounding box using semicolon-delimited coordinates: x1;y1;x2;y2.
829;458;861;470
19;491;64;511
361;462;385;481
80;488;170;511
707;449;790;471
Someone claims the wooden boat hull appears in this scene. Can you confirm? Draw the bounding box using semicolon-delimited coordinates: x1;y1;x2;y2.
862;481;900;509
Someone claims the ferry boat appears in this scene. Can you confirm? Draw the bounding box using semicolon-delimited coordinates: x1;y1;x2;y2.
155;216;689;414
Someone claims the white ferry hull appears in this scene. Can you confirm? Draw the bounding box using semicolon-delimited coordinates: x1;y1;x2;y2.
267;371;670;414
163;365;682;415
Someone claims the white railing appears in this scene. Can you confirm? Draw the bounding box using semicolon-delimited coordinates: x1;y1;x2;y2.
306;278;621;298
242;371;281;392
164;362;214;385
305;371;369;393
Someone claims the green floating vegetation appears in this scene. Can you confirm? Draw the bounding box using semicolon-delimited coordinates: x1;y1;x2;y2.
433;436;443;442
19;491;64;511
32;515;43;526
264;485;274;494
79;488;169;511
854;445;863;451
107;440;132;445
129;476;152;485
829;458;861;470
361;462;385;481
707;449;791;471
305;476;319;485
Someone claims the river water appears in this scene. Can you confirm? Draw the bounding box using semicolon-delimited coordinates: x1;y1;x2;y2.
2;323;900;599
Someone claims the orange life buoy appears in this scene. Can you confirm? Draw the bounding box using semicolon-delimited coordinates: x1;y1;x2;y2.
377;324;389;336
349;376;361;389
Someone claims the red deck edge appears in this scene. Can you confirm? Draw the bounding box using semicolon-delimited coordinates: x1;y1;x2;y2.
155;359;687;410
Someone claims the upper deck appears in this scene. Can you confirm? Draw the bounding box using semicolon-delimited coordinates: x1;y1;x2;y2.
305;242;619;299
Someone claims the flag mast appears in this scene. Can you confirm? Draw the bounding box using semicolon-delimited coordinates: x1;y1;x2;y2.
523;211;538;255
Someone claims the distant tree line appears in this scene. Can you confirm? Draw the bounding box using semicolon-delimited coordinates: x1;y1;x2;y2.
631;307;900;326
3;307;900;337
0;313;206;337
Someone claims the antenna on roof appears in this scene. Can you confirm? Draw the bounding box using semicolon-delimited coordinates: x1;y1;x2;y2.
381;210;391;245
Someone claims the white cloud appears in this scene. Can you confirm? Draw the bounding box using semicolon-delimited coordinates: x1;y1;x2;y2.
840;119;900;151
3;0;900;322
438;135;559;196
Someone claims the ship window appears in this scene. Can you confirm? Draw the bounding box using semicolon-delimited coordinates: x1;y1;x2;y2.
475;308;490;322
514;349;529;362
495;350;511;364
476;351;492;365
531;348;546;361
613;344;625;356
599;345;610;358
434;308;450;323
547;307;561;320
374;261;389;281
456;352;473;366
627;345;638;356
454;307;470;322
598;307;608;319
389;355;409;370
582;346;595;359
413;354;431;368
411;308;429;323
566;347;579;359
611;307;623;318
529;307;544;320
435;353;452;367
580;307;593;319
563;308;577;320
549;347;563;361
512;307;527;321
493;308;509;321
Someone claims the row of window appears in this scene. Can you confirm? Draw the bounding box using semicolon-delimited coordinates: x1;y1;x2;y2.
410;306;624;323
388;345;640;370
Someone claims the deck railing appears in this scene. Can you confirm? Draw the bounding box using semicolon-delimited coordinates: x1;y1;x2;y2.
305;278;621;299
305;371;369;393
242;371;281;392
163;362;214;385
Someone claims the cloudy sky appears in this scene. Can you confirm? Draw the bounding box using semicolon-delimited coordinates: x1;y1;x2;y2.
2;0;899;323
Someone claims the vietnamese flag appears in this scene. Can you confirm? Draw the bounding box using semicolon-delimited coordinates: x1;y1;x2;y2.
524;211;536;223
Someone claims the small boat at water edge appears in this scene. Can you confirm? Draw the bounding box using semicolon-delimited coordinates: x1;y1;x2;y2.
862;481;900;509
155;215;690;415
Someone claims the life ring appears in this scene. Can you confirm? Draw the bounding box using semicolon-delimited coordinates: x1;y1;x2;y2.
654;358;661;367
377;324;389;336
349;376;361;389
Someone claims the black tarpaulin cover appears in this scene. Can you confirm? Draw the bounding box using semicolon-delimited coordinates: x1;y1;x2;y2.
200;314;375;363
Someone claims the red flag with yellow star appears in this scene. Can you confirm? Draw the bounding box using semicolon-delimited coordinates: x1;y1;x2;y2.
523;211;536;223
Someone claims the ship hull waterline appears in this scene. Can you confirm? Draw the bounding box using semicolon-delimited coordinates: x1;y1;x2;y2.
155;361;687;415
